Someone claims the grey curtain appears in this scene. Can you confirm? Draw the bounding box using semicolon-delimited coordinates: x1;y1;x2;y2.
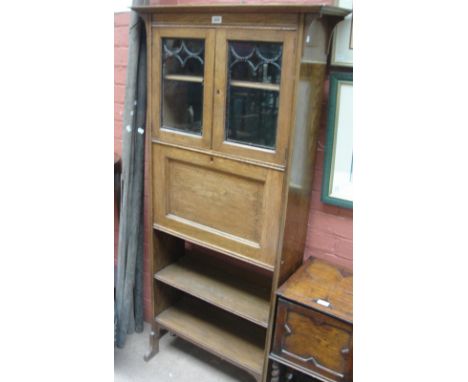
115;3;147;348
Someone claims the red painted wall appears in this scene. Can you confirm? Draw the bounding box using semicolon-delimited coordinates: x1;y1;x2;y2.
114;1;352;322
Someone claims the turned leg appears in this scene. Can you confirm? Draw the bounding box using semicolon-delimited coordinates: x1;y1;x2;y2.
270;361;280;382
143;323;161;361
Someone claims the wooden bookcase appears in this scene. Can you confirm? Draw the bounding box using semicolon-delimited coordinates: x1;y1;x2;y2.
134;4;350;382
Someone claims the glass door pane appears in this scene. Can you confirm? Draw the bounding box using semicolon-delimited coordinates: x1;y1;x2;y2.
212;30;296;165
153;28;214;149
226;41;282;150
162;38;204;135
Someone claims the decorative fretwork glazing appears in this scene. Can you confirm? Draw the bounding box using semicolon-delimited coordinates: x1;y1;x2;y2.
161;38;205;135
163;38;205;77
225;41;283;149
228;41;283;84
163;40;205;68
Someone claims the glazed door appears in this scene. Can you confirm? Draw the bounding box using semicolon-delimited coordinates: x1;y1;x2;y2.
212;29;296;165
152;28;215;149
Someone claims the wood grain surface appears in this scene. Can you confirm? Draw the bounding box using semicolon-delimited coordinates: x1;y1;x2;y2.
272;299;352;382
137;6;345;381
270;258;353;381
152;143;284;269
155;255;271;327
277;258;353;323
156;297;266;379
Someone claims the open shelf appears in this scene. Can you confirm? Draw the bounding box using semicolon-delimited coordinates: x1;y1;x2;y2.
230;80;280;92
164;74;203;83
156;297;266;379
153;224;275;271
155;255;270;327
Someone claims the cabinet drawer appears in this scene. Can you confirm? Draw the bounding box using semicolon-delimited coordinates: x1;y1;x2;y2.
272;299;353;382
152;144;284;270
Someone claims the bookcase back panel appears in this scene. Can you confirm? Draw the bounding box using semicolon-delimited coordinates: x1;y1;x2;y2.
153;144;284;269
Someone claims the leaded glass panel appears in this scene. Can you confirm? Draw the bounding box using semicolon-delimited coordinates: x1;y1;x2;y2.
225;41;283;150
162;38;205;135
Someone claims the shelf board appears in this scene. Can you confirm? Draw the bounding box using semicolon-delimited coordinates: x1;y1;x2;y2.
156;298;266;379
153;224;275;272
155;256;270;327
230;80;280;92
164;74;203;83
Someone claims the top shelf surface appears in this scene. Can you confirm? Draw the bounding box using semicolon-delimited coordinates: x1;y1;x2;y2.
132;4;351;17
277;258;353;323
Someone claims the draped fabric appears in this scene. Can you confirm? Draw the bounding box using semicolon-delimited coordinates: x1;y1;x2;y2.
115;3;147;348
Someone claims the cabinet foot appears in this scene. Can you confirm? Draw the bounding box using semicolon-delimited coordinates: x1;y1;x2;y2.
270;361;280;382
143;324;161;362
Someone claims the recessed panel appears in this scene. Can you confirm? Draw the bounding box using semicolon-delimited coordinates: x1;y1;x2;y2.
282;311;351;373
152;144;284;269
166;159;264;245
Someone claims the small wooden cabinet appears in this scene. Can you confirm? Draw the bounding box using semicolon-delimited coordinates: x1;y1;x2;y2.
270;259;353;382
134;4;350;382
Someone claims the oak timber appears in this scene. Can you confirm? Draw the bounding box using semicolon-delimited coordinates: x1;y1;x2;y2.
270;259;353;381
137;4;349;381
152;143;284;270
153;224;275;272
155;255;270;327
277;258;353;323
271;302;353;382
156;297;266;379
151;139;287;171
277;63;327;288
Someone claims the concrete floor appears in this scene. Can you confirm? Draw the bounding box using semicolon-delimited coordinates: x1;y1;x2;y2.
114;323;257;382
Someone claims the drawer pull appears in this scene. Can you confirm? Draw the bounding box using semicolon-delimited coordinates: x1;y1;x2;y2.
341;347;350;356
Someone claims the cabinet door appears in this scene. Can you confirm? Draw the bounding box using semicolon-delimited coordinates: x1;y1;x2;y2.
152;143;284;271
212;29;296;165
152;28;215;149
272;299;353;382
